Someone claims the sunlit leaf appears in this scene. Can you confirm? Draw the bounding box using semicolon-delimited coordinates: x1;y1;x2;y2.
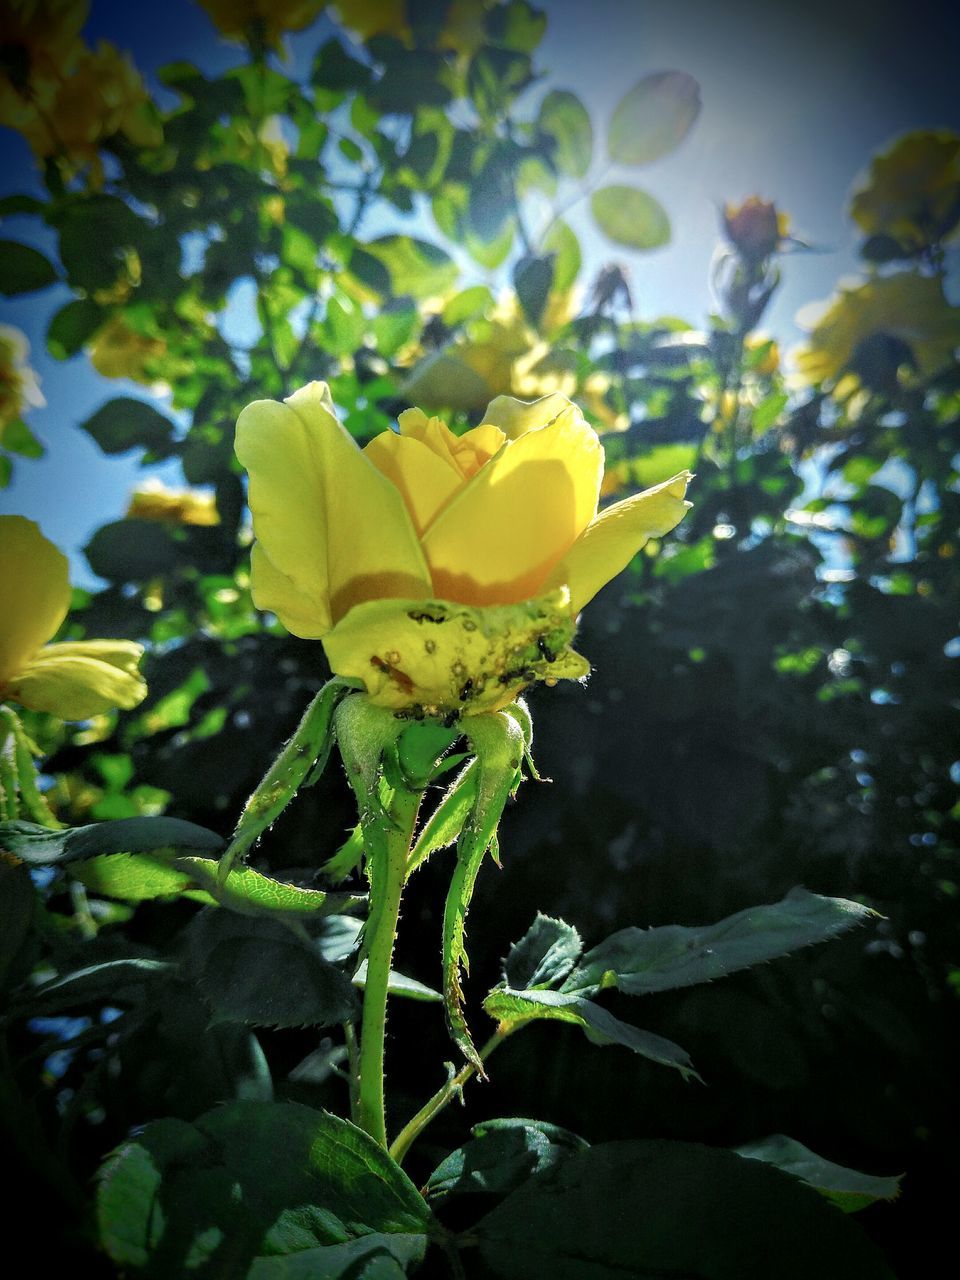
538;90;593;178
590;186;670;250
608;71;701;166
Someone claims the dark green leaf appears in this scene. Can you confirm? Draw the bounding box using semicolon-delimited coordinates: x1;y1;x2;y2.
23;958;172;1015
97;1102;434;1275
426;1117;588;1201
353;959;442;1003
564;887;877;997
85;519;182;580
0;816;223;865
503;913;582;989
312;38;371;91
46;298;104;358
0;240;57;294
734;1135;902;1213
608;71;702;166
248;1234;426;1278
0;860;35;993
484;987;698;1079
0;194;45;215
185;910;358;1028
590;185;670;250
475;1141;895;1278
514;253;555;329
80;397;177;456
538;90;593;178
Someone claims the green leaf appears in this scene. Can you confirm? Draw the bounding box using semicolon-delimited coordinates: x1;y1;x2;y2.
752;390;789;434
178;857;358;919
312;37;371;91
483;986;699;1079
503;913;582;990
542;219;581;294
0;816;223;865
85;519;182;580
185;910;358;1029
71;851;208;902
0;417;43;458
426;1117;588;1201
0;860;35;993
514;253;555;329
248;1234;426;1278
97;1102;434;1275
474;1140;896;1278
441;285;494;327
0;194;45;215
0;240;57;294
80;397;177;456
353;959;442;1003
590;185;670;251
46;298;103;358
734;1135;902;1213
608;71;702;166
24;958;173;1015
364;235;459;300
538;89;593;178
564;887;877;998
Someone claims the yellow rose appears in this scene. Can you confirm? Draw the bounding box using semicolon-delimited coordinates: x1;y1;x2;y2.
235;383;692;716
0;0;87;108
851;130;960;251
198;0;324;47
794;272;960;389
87;313;167;384
126;481;220;527
0;517;147;720
0;325;44;434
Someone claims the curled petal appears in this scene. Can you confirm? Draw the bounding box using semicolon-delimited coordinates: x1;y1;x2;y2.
235;381;432;634
0;516;71;689
322;590;589;717
9;640;146;720
422;402;603;606
547;471;693;612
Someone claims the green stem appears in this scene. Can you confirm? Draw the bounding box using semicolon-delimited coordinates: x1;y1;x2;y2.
356;786;421;1147
344;1020;361;1125
389;1029;511;1166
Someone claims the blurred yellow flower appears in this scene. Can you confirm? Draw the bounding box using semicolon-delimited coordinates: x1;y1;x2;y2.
10;40;161;181
334;0;411;42
198;0;324;47
794;272;960;389
0;517;147;720
126;481;220;527
722;197;790;263
88;314;167;385
851;130;960;251
402;293;576;413
0;0;87;113
0;325;44;436
235;383;691;715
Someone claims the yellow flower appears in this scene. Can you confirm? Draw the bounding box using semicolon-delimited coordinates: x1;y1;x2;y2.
0;0;87;108
851;130;960;251
402;293;575;413
0;325;44;435
235;383;692;716
198;0;324;47
333;0;412;43
794;272;960;389
12;41;161;180
88;313;167;385
722;197;790;263
126;481;220;527
0;517;147;719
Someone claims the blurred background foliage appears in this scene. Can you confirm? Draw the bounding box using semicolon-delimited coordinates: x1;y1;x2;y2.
0;1;958;1275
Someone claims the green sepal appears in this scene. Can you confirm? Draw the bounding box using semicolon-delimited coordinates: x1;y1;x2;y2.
0;706;62;828
442;708;525;1073
407;758;478;878
217;677;352;884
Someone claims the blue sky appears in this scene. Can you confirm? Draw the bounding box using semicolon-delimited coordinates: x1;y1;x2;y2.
2;0;958;583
